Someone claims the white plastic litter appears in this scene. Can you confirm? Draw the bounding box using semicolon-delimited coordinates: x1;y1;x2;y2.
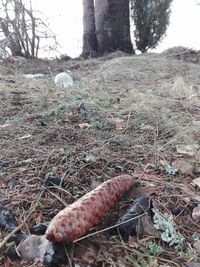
54;72;73;89
23;73;45;79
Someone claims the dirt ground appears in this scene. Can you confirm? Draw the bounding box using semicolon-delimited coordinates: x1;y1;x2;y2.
0;48;200;266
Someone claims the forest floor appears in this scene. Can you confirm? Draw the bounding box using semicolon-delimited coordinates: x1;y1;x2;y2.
0;47;200;267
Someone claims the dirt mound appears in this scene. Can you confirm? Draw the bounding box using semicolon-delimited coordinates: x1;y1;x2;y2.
162;46;200;64
89;53;200;99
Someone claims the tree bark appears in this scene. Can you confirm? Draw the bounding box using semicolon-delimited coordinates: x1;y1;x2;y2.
81;0;97;58
95;0;133;54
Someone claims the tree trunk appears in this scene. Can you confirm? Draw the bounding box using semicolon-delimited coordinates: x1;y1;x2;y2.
81;0;97;58
95;0;133;54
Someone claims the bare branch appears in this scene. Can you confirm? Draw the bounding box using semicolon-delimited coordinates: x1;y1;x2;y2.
0;0;58;58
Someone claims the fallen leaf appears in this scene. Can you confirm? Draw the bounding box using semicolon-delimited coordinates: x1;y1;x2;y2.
192;195;200;202
176;144;199;156
191;177;200;189
178;184;200;203
114;118;124;130
182;197;191;204
78;123;91;129
138;214;160;238
18;134;32;140
159;159;168;166
128;236;140;248
171;159;194;176
128;236;153;248
192;206;200;222
193;240;200;253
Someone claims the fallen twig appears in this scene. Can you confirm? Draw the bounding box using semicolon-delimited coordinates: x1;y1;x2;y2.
73;213;145;243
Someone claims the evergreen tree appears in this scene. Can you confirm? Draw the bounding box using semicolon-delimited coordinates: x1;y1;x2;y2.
130;0;172;52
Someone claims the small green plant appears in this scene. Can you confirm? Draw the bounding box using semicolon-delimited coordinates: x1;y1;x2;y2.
178;243;198;262
146;241;164;256
5;116;23;125
43;103;67;117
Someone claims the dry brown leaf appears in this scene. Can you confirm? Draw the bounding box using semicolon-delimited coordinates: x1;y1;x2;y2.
137;214;160;238
182;197;191;204
128;236;153;248
171;159;193;176
114;118;124;130
178;184;199;203
128;235;140;248
159;159;169;166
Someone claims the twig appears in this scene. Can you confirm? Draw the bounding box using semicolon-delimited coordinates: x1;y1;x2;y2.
39;149;55;175
73;213;145;243
158;257;180;267
48;66;55;82
123;112;131;132
0;189;45;249
47;190;68;206
164;50;197;58
136;163;153;182
66;247;73;267
47;185;74;198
